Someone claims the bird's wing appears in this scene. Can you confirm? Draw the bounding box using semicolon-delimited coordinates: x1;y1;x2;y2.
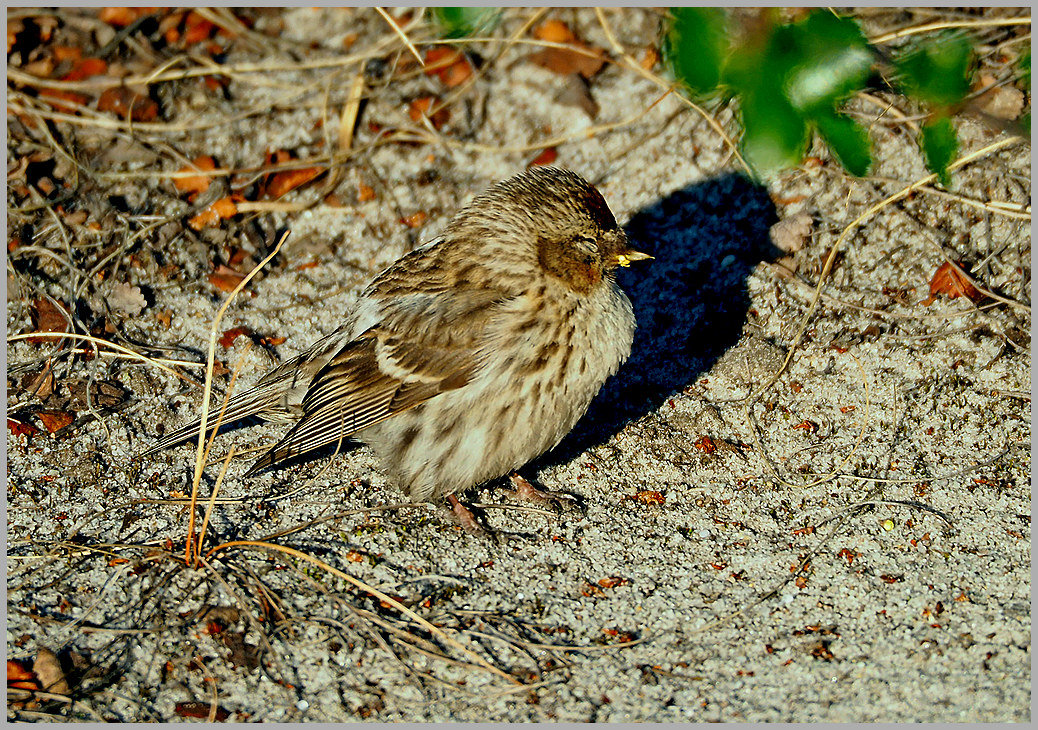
140;328;349;457
246;282;508;474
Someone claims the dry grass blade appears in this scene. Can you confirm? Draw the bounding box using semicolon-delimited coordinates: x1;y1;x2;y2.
184;231;291;565
204;540;522;685
375;6;425;67
871;16;1031;44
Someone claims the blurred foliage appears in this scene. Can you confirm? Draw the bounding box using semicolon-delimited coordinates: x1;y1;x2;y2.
429;7;502;40
920;117;958;187
662;8;1025;184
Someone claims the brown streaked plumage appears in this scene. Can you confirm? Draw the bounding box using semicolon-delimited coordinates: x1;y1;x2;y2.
143;166;650;505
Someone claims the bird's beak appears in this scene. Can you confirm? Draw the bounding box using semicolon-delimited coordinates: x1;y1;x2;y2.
614;249;653;268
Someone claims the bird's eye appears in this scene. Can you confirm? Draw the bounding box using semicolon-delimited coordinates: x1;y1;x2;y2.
572;235;598;256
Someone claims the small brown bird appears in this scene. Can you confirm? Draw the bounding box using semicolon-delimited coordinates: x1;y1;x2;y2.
144;167;650;525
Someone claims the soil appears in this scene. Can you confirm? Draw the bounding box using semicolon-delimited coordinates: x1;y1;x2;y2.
6;7;1031;722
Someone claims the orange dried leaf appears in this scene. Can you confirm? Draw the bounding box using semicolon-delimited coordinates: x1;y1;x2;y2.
528;147;558;167
400;211;428;228
640;46;660;70
408;96;450;128
923;261;983;305
208;265;245;292
97;86;159;122
52;45;82;62
37;410;74;434
632;490;665;505
173;155;216;194
533;19;576;44
8;418;40;438
182;11;216;45
62;57;108;81
175;703;229;722
694;435;716;454
99;7;161;27
357;183;376;202
219;326;252;348
265;167;323;199
188;196;237;230
345;550;365;563
7;659;38;690
424;47;473;87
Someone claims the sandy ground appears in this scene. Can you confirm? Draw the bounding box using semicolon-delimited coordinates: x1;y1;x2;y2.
6;7;1031;722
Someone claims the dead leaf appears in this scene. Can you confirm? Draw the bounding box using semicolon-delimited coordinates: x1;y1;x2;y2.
8;418;39;438
400;211;428;228
21;362;55;400
631;490;665;505
208;265;245;293
99;7;159;27
640;46;659;70
7;659;38;690
38;88;90;111
28;297;70;343
554;73;599;118
264;166;323;199
408;96;450;129
528;147;558;167
173;155;216;195
533;19;576;44
62;57;107;82
770;213;813;253
155;309;173;328
97;86;159;122
922;261;983;305
219;326;253;348
107;282;147;317
357;183;376;202
182;11;216;45
32;647;69;695
175;702;230;722
528;22;606;78
424;47;473;87
37;410;74;434
975;74;1025;120
188;196;238;230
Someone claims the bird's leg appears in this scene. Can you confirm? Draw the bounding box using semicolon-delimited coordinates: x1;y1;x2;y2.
447;494;483;534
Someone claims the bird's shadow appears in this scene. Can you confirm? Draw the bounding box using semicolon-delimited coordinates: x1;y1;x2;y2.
529;172;780;475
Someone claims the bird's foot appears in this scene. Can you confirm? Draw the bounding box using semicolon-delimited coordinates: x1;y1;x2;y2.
447;494;485;534
507;473;582;511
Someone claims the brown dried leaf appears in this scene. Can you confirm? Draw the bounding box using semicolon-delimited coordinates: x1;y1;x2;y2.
922;261;983;305
408;96;450;129
28;297;70;343
208;265;245;292
32;648;69;695
7;659;38;690
174;702;230;722
424;47;473;87
37;410;74;434
8;418;40;438
97;86;159;122
533;20;576;44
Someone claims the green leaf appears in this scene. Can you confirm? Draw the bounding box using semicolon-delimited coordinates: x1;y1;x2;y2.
739;89;809;175
783;12;873;116
814;113;872;176
664;7;728;95
1020;51;1031;90
429;7;502;39
895;31;973;109
921;116;958;187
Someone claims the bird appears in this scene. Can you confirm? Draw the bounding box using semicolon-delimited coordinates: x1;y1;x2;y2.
143;166;650;528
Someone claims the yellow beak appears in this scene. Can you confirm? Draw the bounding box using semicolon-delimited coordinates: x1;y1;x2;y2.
614;250;653;268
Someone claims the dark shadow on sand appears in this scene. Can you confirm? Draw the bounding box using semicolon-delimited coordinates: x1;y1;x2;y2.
530;172;780;474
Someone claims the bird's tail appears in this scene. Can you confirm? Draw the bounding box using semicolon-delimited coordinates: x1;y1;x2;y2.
139;381;286;458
